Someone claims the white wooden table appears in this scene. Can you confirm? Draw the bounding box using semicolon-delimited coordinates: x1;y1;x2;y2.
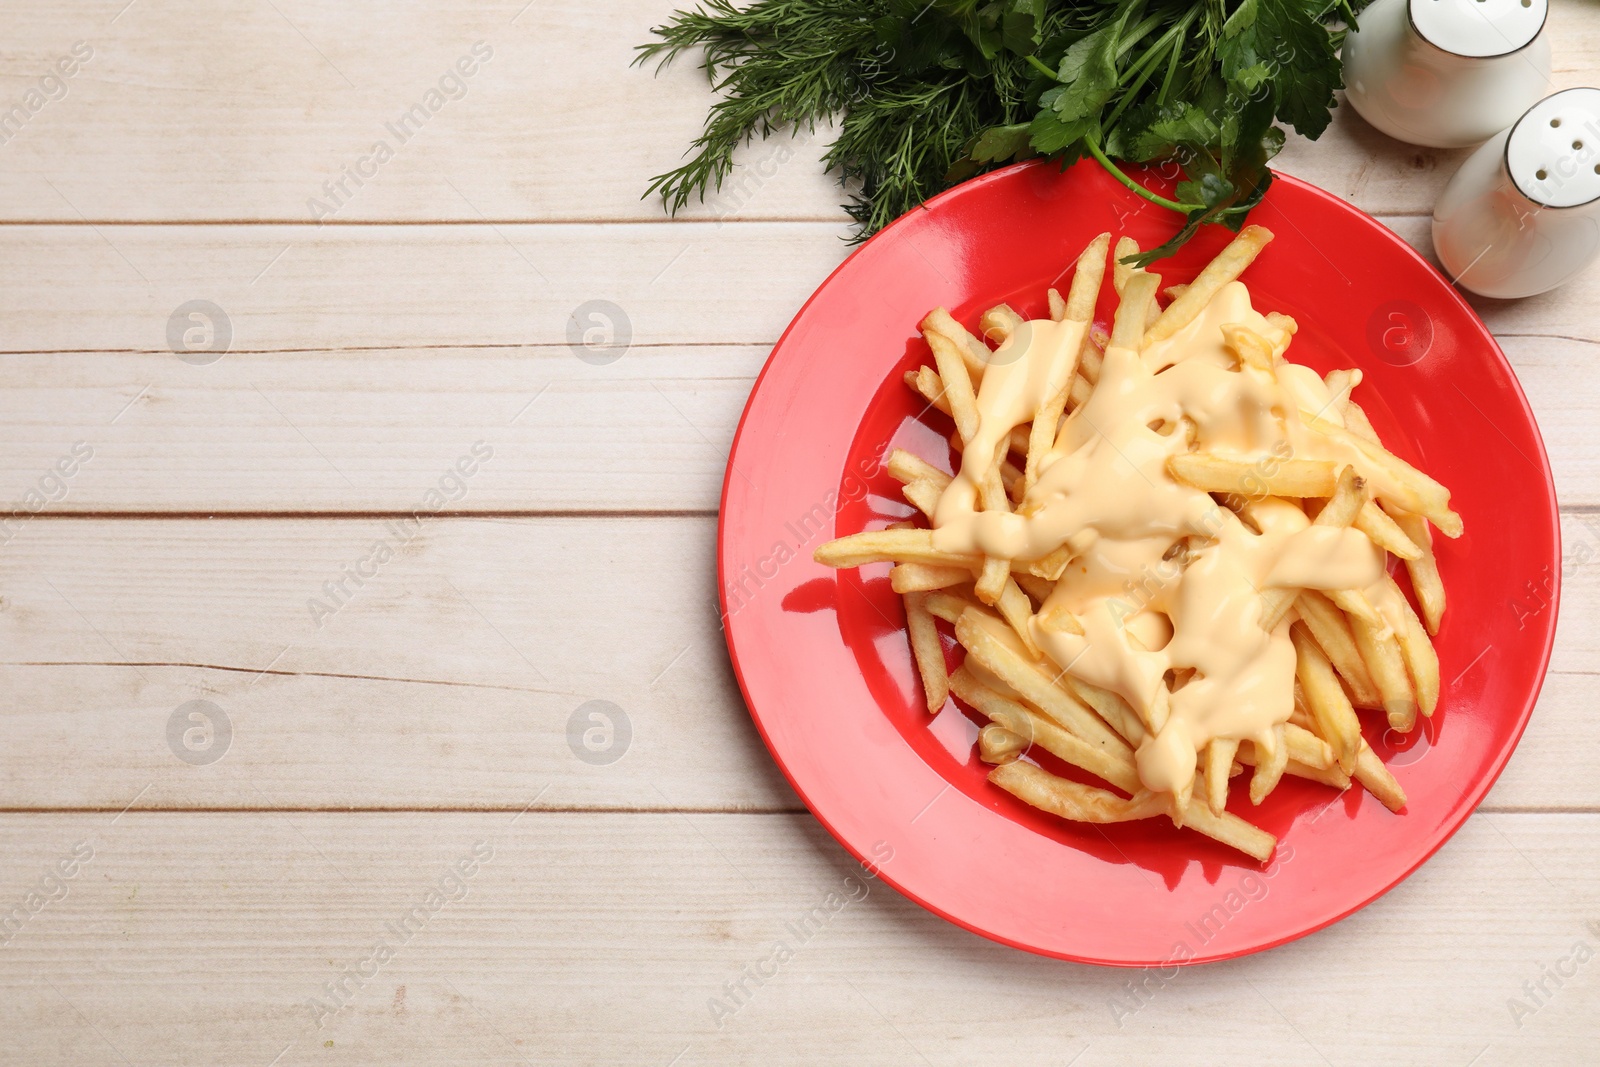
0;3;1595;1063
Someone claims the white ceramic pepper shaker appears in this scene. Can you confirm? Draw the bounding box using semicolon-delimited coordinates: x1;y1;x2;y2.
1433;88;1600;298
1342;0;1550;148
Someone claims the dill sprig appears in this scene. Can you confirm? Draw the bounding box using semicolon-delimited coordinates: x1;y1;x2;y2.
638;0;1368;258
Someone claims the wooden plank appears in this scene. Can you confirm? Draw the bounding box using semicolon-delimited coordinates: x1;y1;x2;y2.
2;2;1598;223
0;514;1590;811
0;811;1594;1063
0;345;769;513
1;222;1594;358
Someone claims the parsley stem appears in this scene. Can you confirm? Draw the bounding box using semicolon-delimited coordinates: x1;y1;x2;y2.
1083;132;1196;215
1025;54;1056;80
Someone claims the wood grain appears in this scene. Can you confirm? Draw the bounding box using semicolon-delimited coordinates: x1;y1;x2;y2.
0;1;1596;223
0;812;1595;1065
0;513;1590;812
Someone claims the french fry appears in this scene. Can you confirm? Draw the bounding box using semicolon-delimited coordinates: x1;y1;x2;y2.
1260;466;1368;631
1064;678;1146;746
979;303;1026;345
1248;724;1289;804
1342;399;1381;445
890;562;971;594
1111;271;1161;351
1386;577;1440;717
1236;743;1351;791
924;326;980;444
1296;590;1383;708
1355;500;1423;561
955;609;1130;755
1170;453;1339;498
814;528;980;570
1047;287;1066;321
996;578;1041;658
1012;572;1055;606
886;447;949;487
1321;369;1357;416
1222;323;1276;373
1145;226;1274;345
950;667;1140;793
1299;411;1463;537
1284;721;1335;771
1206;739;1239;815
1385;504;1445;634
989;761;1163;823
1077;343;1104;385
978;724;1026;764
923;590;975;625
1352;610;1417;732
901;478;943;521
904;592;949;713
1354;741;1407;812
1174;792;1278;863
1112;236;1140;294
920;307;990;382
1066;233;1111;322
1292;622;1361;773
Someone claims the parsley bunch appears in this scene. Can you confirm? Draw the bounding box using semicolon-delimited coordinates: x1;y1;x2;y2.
638;0;1368;263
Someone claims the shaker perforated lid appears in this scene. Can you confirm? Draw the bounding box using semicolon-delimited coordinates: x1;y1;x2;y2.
1508;88;1600;208
1409;0;1547;58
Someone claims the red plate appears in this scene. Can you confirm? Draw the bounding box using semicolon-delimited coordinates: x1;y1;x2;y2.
716;159;1560;966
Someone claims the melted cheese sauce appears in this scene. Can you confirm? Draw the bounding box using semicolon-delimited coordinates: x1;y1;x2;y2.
932;282;1389;797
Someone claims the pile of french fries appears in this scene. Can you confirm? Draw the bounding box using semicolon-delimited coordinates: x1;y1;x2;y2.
814;227;1460;863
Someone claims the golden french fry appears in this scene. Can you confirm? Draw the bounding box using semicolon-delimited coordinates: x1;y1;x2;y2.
1322;369;1357;416
1065;233;1111;323
1296;590;1383;708
1342;398;1381;444
1174;792;1278;863
978;723;1026;764
1385;505;1445;634
900;478;942;521
979;303;1025;346
995;578;1041;658
1145;226;1274;345
1317;465;1369;527
1170;453;1339;498
1248;724;1289;804
1330;588;1381;627
1064;677;1146;746
1028;543;1074;581
950;667;1140;793
1068;373;1093;410
905;592;948;713
1386;577;1440;717
890;562;971;594
1112;236;1140;294
1047;287;1066;322
1077;343;1104;385
922;590;974;625
1111;271;1161;351
1222;323;1276;373
989;761;1162;823
1236;743;1351;791
1206;739;1239;815
1164;283;1189;302
1352;610;1417;732
924;327;979;444
1284;721;1335;771
814;528;980;570
1012;572;1054;606
1292;622;1361;773
920;307;990;382
1354;741;1407;812
955;609;1130;755
1299;411;1462;537
886;448;948;487
1355;500;1423;561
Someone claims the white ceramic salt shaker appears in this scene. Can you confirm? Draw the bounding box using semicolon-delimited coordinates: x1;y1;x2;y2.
1342;0;1550;148
1433;88;1600;298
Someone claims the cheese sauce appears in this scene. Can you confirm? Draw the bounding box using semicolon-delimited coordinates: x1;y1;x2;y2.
931;282;1388;798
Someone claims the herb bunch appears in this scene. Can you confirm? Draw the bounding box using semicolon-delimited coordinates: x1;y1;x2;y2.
638;0;1368;262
